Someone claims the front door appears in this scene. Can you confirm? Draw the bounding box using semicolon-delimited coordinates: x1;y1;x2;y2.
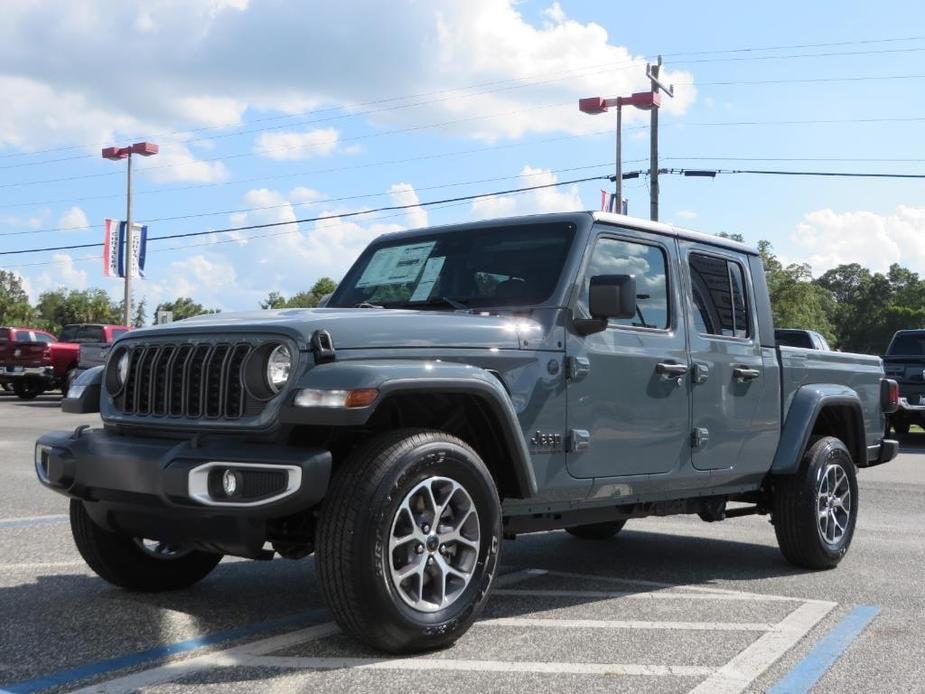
566;229;690;479
681;245;767;471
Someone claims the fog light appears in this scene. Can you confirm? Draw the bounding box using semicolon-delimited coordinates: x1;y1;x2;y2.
222;469;240;497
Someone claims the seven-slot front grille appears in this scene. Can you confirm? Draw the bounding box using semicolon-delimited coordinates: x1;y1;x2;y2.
117;341;255;419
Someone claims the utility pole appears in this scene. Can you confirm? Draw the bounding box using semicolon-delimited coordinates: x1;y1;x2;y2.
646;56;674;222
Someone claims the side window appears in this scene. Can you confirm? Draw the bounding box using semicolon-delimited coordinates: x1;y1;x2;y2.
33;333;54;344
581;237;669;329
689;253;751;339
15;331;33;342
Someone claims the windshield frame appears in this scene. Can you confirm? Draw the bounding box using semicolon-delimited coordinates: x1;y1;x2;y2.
327;216;589;311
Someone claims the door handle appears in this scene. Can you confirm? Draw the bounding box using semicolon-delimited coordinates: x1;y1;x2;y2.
733;366;761;381
656;362;689;378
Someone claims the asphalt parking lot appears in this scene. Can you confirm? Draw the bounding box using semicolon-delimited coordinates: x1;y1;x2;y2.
1;393;923;694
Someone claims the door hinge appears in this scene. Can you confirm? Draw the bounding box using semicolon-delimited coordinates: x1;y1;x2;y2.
691;427;710;448
568;429;591;452
566;356;591;381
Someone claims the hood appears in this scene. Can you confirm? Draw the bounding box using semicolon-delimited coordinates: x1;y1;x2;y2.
125;308;540;351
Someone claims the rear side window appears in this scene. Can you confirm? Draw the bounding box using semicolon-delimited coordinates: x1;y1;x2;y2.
689;253;751;339
33;333;55;344
580;236;670;329
15;331;33;342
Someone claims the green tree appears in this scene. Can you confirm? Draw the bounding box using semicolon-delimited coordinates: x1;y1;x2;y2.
258;278;338;309
133;298;147;328
759;241;835;344
35;288;121;334
153;297;220;322
0;270;34;325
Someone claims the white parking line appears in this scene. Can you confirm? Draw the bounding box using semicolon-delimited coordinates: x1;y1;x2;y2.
63;567;838;694
495;588;800;602
242;655;716;678
477;617;777;631
689;600;836;694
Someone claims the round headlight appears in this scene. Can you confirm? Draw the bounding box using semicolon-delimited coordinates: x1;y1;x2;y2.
266;344;292;393
117;351;130;386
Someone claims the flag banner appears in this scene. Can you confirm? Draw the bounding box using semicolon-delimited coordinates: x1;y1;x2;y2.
103;219;121;278
116;222;147;279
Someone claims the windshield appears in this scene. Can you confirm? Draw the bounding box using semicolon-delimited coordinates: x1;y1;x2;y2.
329;222;576;309
888;332;925;355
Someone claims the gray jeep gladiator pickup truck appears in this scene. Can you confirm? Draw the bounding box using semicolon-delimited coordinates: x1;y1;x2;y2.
37;211;899;653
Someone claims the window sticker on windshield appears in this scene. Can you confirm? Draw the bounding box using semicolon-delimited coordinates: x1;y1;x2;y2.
355;242;436;288
409;256;446;301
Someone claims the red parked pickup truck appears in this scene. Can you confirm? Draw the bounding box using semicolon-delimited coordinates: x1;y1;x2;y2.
0;324;129;400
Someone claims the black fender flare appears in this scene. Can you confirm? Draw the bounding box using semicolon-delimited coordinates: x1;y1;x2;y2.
771;384;866;474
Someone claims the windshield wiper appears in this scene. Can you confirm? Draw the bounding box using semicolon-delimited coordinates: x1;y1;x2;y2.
402;296;470;310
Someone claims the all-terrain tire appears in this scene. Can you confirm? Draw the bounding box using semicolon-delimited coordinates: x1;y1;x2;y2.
316;429;502;654
772;436;858;570
70;499;223;591
566;520;627;540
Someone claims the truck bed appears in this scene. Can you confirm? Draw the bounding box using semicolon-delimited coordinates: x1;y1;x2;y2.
779;346;884;452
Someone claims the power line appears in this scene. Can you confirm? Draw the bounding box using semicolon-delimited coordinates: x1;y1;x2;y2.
0;161;632;237
2;35;923;163
0;174;612;257
662;168;925;179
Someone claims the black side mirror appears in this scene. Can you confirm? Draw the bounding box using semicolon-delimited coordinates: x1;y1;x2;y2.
575;274;637;336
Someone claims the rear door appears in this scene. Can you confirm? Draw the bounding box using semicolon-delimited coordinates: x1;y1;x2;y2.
681;244;770;473
565;226;690;479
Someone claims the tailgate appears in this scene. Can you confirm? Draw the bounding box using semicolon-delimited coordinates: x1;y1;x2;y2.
0;342;48;367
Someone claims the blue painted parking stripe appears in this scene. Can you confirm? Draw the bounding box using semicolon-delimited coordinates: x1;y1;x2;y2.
0;515;68;530
769;604;880;694
0;608;329;694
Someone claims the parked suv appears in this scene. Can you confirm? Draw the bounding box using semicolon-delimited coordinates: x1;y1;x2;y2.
38;212;898;653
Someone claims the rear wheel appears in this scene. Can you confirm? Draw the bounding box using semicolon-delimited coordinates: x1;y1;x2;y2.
566;520;627;540
70;499;222;591
316;429;502;653
13;379;43;400
772;436;858;570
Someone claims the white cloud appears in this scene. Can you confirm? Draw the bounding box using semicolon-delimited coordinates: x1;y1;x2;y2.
32;253;89;297
0;1;696;160
788;206;925;274
58;206;90;231
254;127;341;160
471;165;583;220
388;183;428;229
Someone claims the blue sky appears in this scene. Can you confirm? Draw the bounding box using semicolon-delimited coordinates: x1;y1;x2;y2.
1;0;924;317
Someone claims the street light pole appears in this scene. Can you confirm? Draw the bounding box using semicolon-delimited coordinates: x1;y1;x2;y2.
123;151;133;327
579;91;659;216
615;102;622;213
102;142;158;327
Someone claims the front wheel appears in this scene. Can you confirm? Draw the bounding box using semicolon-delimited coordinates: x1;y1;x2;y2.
316;430;502;653
70;500;223;591
772;436;858;570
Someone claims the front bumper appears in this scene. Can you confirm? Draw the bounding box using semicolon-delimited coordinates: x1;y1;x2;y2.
34;428;332;556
